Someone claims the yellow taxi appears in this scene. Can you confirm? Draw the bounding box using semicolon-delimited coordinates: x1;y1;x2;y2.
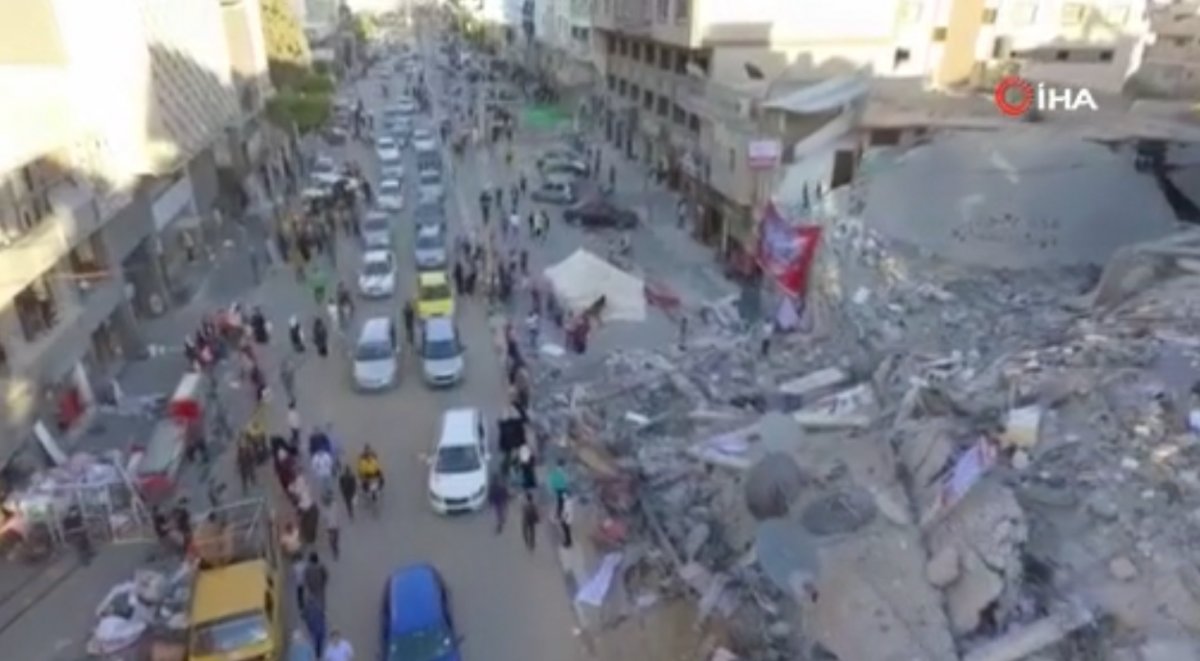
416;271;455;319
188;559;283;661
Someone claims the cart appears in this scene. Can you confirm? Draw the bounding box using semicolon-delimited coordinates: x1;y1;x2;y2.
129;373;205;504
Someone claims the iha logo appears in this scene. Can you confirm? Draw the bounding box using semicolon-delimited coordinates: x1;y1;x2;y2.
993;76;1099;117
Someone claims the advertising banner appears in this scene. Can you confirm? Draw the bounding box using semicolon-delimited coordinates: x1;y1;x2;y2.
756;203;822;297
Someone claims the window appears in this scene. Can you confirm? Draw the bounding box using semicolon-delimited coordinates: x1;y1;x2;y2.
618;78;628;95
630;83;641;99
1061;3;1087;25
0;342;8;375
728;148;735;170
898;1;922;23
607;74;616;90
14;276;59;342
1008;2;1037;26
672;104;686;124
1104;5;1129;24
606;35;616;54
656;95;669;116
932;27;948;42
982;8;997;24
675;0;690;21
642;89;654;109
618;38;628;55
993;36;1012;59
675;51;688;74
631;42;641;59
660;47;672;69
1173;37;1192;48
1098;49;1114;62
657;0;670;21
893;48;911;69
688;113;700;133
1055;49;1070;61
646;44;657;63
693;52;710;74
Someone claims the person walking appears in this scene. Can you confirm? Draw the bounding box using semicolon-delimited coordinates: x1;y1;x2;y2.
236;442;257;494
487;475;509;534
520;493;539;552
250;307;270;345
287;401;302;447
547;459;570;516
289;628;317;661
312;316;329;358
402;300;415;345
289;316;306;353
280;358;297;402
323;630;355;661
303;551;329;612
559;494;575;549
322;496;341;560
452;260;465;295
525;311;539;349
311;448;335;502
302;600;327;656
338;465;357;520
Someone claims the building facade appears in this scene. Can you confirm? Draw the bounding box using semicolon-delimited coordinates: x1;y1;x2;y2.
1137;0;1200;97
0;0;272;464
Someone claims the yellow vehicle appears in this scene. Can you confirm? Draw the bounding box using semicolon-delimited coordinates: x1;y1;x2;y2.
416;271;455;319
188;499;285;661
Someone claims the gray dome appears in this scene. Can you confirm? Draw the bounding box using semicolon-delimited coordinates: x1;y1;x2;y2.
858;131;1177;268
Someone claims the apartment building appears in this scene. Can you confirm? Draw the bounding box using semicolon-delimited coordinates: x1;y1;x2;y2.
591;0;1152;267
1137;0;1200;96
532;0;598;90
0;0;271;464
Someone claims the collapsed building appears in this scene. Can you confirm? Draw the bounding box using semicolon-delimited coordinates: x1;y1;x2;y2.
530;130;1200;660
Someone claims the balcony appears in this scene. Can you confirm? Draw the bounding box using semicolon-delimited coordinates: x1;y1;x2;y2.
13;275;123;381
0;181;102;304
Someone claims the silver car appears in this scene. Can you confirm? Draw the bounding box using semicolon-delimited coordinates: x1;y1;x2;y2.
361;211;392;249
413;225;447;270
417;169;444;202
412;127;438;152
352;317;400;391
420;317;464;387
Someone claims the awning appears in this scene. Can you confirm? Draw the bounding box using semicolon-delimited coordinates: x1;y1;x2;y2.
543;249;646;322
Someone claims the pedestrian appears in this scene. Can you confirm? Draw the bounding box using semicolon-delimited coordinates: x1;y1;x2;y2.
520;493;539;552
303;551;329;611
290;628;317;661
236;441;257;494
323;630;354;661
311;448;335;502
519;174;527;195
760;319;773;357
527;212;536;236
312;316;329;358
547;459;569;516
172;500;193;551
508;212;520;237
402;300;415;344
511;183;520;205
539;210;551;239
302;600;327;656
559;495;575;548
338;465;357;520
289;316;306;353
322;497;340;560
525;311;539;349
488;474;509;534
678;315;689;350
280;358;297;402
519;249;528;276
287;401;302;446
250;307;270;344
517;444;537;492
453;260;465;294
496;187;504;210
608;164;616;191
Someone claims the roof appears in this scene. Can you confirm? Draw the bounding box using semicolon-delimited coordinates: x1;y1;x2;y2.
360;316;394;338
439;408;479;447
363;250;391;263
423;316;456;340
418;271;448;286
191;560;270;623
387;564;442;633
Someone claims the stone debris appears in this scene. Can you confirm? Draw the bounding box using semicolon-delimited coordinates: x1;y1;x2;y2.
530;217;1200;659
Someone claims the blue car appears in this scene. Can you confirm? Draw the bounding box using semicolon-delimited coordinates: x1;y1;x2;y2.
382;564;462;661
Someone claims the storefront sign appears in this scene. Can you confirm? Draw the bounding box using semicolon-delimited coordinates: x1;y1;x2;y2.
748;139;782;170
756;203;821;297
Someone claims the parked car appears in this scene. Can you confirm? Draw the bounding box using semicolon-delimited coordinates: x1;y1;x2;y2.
417;169;444;203
357;250;397;298
412;127;438;152
377;178;405;212
415;271;454;319
380;154;405;180
413;200;446;233
530;179;576;204
352;317;400;391
427;408;489;513
375;136;401;162
381;564;462;661
394;97;419;115
539;157;589;178
413;224;448;271
420;317;464;387
361;210;393;249
563;197;639;229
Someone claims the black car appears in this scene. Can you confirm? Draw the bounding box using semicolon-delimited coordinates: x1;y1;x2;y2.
563;197;638;229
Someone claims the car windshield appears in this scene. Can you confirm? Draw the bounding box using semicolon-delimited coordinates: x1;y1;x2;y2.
380;182;401;195
363;259;391;276
191;612;269;655
420;171;440;185
377;140;396;150
382;156;403;167
415;234;442;251
415;205;442;221
355;340;392;361
387;627;454;661
423;337;459;360
421;283;451;301
363;218;388;232
436;445;480;473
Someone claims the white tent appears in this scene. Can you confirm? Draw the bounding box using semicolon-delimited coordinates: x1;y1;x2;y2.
543;249;647;322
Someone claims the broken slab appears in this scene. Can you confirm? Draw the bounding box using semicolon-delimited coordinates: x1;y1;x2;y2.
792;383;878;429
962;604;1094;661
778;367;849;397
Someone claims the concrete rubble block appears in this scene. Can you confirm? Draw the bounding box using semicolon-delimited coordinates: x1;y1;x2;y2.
926;545;961;588
778;367;849;398
1140;638;1200;661
792;383;878;430
1109;555;1139;582
945;548;1006;634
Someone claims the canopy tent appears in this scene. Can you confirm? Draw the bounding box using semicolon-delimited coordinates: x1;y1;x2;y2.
543;249;646;322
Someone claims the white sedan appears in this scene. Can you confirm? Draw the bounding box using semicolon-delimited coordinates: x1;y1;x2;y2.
377;178;404;211
357;250;397;298
374;136;401;162
427;408;490;514
412;128;438;152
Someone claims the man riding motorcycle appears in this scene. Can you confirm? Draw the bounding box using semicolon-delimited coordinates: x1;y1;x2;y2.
357;445;384;502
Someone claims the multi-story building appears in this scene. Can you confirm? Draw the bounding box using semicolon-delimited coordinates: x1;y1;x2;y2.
531;0;597;94
0;0;272;464
1137;0;1200;97
592;0;1153;267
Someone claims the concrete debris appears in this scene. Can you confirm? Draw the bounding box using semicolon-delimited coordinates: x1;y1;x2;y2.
530;223;1200;659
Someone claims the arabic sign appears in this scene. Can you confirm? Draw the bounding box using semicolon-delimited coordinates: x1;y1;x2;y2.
748;139;782;170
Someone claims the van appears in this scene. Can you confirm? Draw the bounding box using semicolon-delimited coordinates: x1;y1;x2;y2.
352;317;400;390
420;317;464;387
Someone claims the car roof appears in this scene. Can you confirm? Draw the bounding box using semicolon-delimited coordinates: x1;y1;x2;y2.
387;564;443;634
416;224;441;238
191;560;270;624
379;178;402;187
439;408;479;448
423;316;456;340
363;250;391;264
418;271;448;286
376;136;396;143
366;209;390;221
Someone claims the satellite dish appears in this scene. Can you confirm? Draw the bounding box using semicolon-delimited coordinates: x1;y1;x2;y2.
755;519;820;596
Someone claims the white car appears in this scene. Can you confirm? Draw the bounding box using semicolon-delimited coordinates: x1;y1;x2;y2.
427;408;490;514
412;128;438;152
377;178;404;211
357;250;397;298
375;136;401;162
310;156;341;188
394;98;418;115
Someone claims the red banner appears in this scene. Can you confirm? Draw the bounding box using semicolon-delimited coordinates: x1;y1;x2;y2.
756;203;822;297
